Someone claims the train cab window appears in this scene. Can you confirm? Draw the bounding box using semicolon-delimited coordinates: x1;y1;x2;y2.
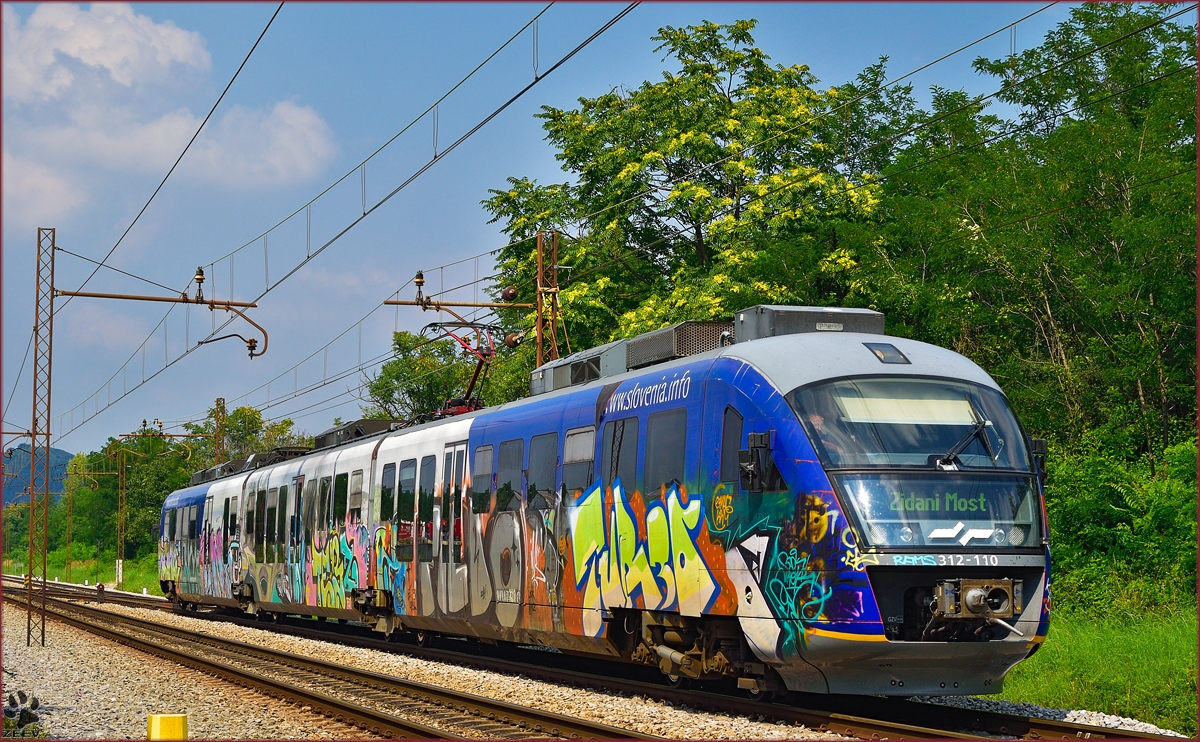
496;439;524;511
645;408;687;499
417;455;436;561
528;433;558;510
471;446;493;513
348;470;364;523
333;473;349;527
396;459;416;561
562;427;595;498
228;497;238;544
601;417;639;494
380;463;396;522
277;485;289;554
168;508;178;541
721;407;743;486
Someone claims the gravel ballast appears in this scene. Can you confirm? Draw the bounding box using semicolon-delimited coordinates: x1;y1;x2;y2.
95;603;845;740
911;694;1185;737
1;607;375;739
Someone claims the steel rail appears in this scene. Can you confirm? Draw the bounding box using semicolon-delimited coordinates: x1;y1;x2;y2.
17;591;658;740
198;609;1182;741
18;579;1183;740
9;593;454;739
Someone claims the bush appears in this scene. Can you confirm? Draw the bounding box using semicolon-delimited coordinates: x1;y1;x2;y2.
1045;438;1197;617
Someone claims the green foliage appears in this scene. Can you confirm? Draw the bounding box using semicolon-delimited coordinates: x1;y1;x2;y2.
997;610;1197;736
361;331;477;419
1045;438;1196;617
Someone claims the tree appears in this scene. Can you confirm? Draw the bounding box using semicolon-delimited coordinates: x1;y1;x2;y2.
362;331;477;419
184;403;310;467
482;20;914;391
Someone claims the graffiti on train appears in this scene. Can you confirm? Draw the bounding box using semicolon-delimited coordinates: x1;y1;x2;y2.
566;479;726;636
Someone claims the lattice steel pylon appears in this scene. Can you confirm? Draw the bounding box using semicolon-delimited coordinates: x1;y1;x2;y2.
28;227;55;646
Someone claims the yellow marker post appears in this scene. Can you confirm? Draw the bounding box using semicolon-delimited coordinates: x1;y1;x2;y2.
147;714;188;740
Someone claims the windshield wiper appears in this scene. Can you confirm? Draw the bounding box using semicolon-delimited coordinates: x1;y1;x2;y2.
935;396;997;470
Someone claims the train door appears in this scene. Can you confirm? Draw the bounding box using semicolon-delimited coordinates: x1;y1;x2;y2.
289;476;304;564
202;494;214;591
415;455;437;615
438;442;468;614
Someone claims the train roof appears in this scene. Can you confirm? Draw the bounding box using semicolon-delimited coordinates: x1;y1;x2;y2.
720;332;1000;394
478;330;1000;418
163;481;210;509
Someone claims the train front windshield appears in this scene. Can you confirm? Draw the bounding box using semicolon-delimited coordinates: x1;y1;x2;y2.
788;377;1041;549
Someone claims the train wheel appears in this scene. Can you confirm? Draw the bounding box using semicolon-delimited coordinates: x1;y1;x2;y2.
666;674;691;690
742;686;774;703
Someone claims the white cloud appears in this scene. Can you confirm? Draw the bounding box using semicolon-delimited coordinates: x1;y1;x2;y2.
3;2;210;102
2;149;87;227
59;300;149;354
24;100;338;188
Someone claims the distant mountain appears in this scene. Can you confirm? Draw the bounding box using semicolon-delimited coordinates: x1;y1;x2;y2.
2;443;72;505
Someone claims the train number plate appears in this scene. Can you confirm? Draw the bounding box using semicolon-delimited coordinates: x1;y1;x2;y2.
888;553;1045;567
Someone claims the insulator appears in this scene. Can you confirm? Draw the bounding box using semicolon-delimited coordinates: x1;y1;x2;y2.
501;286;519;301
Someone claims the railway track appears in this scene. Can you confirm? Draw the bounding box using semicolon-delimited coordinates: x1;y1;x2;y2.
11;578;1182;740
5;587;654;740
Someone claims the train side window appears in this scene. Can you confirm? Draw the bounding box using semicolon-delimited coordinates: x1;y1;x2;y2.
348;470;363;523
221;499;230;559
645;408;687;499
266;487;279;557
333;473;349;527
417;455;436;561
496;439;524;511
187;505;198;540
398;459;417;519
169;508;178;541
290;479;302;547
303;479;317;544
244;493;256;551
318;476;332;530
471;446;493;513
277;485;289;554
562;427;595;497
380;463;396;522
601;417;638;493
721;406;744;486
396;459;416;562
255;490;267;560
528;433;558;510
228;497;238;543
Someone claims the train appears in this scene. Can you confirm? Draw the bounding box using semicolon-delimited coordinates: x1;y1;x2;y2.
159;304;1051;697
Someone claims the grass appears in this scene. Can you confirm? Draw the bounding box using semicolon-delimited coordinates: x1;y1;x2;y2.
995;608;1197;736
3;551;163;595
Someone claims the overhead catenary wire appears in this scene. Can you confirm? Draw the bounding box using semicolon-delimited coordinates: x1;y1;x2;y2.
53;1;286;320
51;3;635;443
52;3;1187;443
166;41;1195;435
45;0;1040;435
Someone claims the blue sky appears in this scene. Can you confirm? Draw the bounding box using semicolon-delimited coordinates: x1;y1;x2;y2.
2;2;1076;454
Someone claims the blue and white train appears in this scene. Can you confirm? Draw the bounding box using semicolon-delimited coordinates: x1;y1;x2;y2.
160;305;1051;696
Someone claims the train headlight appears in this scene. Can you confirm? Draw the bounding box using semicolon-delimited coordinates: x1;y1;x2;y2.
1007;525;1027;546
899;526;914;543
869;525;888;544
992;528;1007;544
